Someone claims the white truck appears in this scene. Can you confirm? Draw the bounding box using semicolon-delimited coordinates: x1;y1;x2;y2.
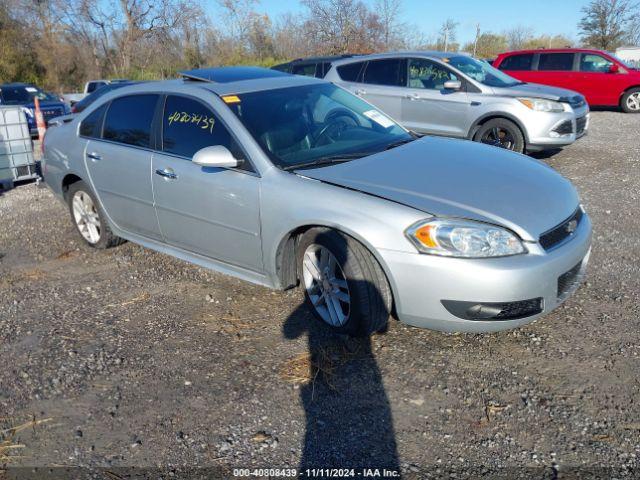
62;79;128;106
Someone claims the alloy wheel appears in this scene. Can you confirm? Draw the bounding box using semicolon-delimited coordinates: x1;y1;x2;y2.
626;92;640;111
302;244;351;327
72;191;101;244
480;126;515;150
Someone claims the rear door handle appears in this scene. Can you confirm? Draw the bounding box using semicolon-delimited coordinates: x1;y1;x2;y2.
86;152;101;161
354;88;366;96
406;93;421;100
155;168;177;180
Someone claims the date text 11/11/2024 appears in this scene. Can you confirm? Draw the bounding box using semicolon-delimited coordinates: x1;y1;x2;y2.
232;468;401;478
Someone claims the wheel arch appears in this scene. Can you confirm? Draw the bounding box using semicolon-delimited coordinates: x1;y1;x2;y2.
620;85;640;102
273;222;399;315
468;113;530;145
61;173;84;201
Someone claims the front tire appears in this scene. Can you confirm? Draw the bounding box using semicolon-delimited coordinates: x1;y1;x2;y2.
297;228;392;337
474;118;525;153
67;181;124;249
620;88;640;113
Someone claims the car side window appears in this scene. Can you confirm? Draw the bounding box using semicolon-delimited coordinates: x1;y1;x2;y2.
162;95;246;166
102;94;159;148
538;53;575;71
86;82;105;93
337;61;365;82
292;63;317;77
407;58;458;90
362;59;406;86
580;54;614;72
79;104;108;138
499;54;533;71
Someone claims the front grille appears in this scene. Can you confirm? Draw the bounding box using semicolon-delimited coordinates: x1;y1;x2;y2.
41;107;63;119
576;115;587;135
557;261;583;301
539;207;583;251
553;120;573;135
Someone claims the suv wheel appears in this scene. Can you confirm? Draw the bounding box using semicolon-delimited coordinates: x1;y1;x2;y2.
297;228;392;337
621;88;640;113
67;181;125;249
474;118;525;153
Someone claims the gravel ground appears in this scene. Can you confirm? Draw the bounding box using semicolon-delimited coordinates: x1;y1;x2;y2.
0;111;639;479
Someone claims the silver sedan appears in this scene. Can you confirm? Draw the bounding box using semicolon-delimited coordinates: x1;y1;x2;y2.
42;67;592;335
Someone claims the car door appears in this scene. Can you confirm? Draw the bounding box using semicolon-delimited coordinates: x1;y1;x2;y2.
151;94;263;272
401;58;471;137
346;59;405;121
575;53;620;106
82;94;163;240
496;53;535;83
530;52;578;92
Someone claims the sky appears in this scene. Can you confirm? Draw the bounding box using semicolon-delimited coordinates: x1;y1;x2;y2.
248;0;588;45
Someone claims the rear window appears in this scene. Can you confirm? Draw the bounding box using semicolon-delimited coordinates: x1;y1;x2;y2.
538;53;575;71
86;82;106;93
337;62;365;82
363;59;405;86
499;54;533;71
103;94;159;148
79;104;108;138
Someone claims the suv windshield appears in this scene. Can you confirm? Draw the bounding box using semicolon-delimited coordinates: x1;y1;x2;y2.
447;56;522;88
226;83;411;170
0;85;59;105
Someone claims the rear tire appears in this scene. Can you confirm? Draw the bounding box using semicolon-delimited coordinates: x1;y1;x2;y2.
474;118;525;153
67;180;125;249
620;88;640;113
297;228;392;337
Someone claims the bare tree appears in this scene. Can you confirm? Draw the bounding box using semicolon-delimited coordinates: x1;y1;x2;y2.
578;0;638;50
375;0;403;49
302;0;383;54
438;18;458;52
504;25;534;50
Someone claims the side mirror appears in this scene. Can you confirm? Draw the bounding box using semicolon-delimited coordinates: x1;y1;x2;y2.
192;145;240;168
443;80;462;91
608;64;620;74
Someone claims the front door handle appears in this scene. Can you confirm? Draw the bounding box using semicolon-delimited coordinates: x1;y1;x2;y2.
86;152;101;161
155;168;177;180
354;88;367;96
406;93;421;100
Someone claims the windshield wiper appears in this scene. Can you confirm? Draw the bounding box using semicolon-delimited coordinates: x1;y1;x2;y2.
385;137;416;150
283;152;369;171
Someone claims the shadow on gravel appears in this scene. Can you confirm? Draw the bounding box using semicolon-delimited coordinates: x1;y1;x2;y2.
283;289;400;471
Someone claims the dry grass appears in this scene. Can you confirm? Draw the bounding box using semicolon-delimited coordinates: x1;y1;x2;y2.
0;417;52;463
104;291;150;308
280;340;367;398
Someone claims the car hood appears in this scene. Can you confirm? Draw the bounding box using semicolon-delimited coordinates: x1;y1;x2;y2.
297;137;580;241
493;82;582;101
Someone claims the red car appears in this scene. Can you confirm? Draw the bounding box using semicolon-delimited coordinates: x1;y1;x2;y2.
493;48;640;113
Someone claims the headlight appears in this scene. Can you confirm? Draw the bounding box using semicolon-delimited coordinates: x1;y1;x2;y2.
406;219;525;258
518;97;565;113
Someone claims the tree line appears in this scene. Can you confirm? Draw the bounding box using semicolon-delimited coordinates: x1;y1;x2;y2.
0;0;638;93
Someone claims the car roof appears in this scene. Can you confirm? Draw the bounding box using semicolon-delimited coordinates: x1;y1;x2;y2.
330;51;470;66
498;48;609;56
179;66;324;95
0;82;35;88
285;54;357;64
93;67;325;99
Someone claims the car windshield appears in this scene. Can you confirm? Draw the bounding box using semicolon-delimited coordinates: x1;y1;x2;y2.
446;56;522;88
0;85;58;105
608;53;635;69
226;83;412;170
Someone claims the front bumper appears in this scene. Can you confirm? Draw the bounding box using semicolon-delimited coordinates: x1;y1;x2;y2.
525;104;590;151
379;213;592;333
